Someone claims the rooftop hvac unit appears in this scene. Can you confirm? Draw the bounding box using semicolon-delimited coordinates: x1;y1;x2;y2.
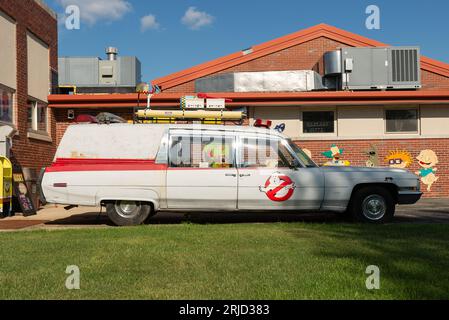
391;48;420;84
324;47;421;90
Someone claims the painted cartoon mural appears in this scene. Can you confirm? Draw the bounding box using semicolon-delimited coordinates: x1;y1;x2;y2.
364;144;379;167
322;144;350;166
385;150;413;169
415;150;439;191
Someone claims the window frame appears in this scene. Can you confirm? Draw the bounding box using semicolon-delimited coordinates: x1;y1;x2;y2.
0;84;15;126
300;108;337;137
27;97;49;135
167;130;237;169
236;134;304;169
384;106;420;135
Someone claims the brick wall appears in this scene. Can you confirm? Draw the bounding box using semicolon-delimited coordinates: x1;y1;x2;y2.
295;138;449;198
0;0;57;169
163;37;449;93
421;70;449;90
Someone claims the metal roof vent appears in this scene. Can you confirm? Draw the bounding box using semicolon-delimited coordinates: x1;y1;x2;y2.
242;47;253;55
105;47;118;61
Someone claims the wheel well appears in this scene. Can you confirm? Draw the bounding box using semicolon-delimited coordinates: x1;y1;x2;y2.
349;183;398;204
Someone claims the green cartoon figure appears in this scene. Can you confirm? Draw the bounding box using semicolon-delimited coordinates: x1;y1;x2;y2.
322;144;350;166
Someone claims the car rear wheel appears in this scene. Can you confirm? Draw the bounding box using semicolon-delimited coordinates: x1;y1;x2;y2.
348;186;395;224
106;200;152;226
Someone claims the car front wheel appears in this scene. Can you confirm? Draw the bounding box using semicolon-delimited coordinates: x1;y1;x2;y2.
348;186;395;224
106;200;152;226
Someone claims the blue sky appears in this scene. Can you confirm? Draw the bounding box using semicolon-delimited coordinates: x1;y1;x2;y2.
48;0;449;82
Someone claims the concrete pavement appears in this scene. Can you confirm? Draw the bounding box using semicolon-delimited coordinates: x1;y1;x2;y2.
0;198;448;231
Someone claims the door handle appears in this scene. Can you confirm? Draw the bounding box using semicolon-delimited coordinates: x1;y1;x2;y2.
239;174;251;177
225;173;237;177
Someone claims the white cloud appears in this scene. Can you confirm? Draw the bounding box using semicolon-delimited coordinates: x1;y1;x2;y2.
56;0;132;26
140;14;160;32
181;7;214;30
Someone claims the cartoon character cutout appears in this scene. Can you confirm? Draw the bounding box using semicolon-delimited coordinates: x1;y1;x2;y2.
364;144;379;167
203;141;232;168
415;150;439;192
259;172;296;202
385;150;413;169
322;144;350;166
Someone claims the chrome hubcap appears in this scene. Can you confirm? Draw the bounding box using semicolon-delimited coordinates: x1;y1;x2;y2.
115;201;141;219
362;195;386;220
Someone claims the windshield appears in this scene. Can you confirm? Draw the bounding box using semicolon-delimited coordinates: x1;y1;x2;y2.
286;139;317;168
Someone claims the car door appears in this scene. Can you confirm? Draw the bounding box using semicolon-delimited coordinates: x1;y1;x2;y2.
166;129;238;210
237;134;324;210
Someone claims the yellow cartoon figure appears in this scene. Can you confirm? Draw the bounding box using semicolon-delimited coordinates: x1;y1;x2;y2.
385;150;413;169
415;149;439;192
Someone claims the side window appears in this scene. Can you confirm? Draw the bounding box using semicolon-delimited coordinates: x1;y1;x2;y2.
169;134;235;168
239;137;297;168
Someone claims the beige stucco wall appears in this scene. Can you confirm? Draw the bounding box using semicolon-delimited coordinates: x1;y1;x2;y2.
420;105;449;136
337;106;384;137
253;107;301;138
0;10;16;90
250;104;449;139
27;32;49;102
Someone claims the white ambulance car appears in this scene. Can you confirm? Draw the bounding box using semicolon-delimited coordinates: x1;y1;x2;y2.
40;123;422;226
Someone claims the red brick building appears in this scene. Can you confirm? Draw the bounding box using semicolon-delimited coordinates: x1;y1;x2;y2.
0;0;58;169
49;24;449;198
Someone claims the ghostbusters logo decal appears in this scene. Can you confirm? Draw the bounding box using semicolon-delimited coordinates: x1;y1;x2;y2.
259;172;296;202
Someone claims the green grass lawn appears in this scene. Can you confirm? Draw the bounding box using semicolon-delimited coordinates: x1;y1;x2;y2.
0;222;448;299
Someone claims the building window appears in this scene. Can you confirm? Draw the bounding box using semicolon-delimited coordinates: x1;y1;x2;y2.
302;111;335;133
0;87;14;123
385;109;418;133
27;99;48;133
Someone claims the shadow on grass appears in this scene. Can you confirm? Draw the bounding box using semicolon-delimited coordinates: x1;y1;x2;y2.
286;224;449;299
45;208;449;227
46;211;347;226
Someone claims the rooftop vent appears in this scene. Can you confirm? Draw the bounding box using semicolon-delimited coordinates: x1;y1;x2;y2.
242;47;253;55
323;46;421;90
105;47;118;61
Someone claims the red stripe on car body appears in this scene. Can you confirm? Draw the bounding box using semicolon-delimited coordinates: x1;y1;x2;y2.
45;158;167;172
